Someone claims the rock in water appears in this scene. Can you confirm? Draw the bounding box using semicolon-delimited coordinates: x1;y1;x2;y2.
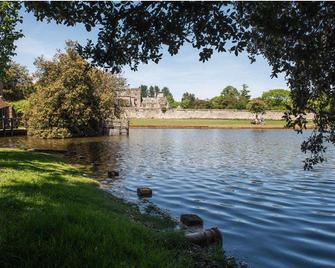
180;214;204;228
137;187;152;197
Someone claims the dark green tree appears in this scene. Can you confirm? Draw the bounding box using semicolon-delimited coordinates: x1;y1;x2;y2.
140;85;148;99
220;86;240;109
181;92;196;109
154;85;160;97
161;86;175;106
148;86;155;98
0;2;23;93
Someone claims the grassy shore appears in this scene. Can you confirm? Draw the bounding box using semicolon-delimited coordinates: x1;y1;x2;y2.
0;148;232;267
130;118;288;129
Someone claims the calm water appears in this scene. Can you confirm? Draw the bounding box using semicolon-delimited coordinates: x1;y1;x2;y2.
1;129;335;268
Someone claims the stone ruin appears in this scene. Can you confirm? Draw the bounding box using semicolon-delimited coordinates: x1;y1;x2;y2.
116;87;169;109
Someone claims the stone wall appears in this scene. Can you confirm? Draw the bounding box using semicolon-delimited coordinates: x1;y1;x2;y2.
124;108;314;120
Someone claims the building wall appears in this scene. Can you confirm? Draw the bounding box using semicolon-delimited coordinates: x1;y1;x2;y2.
124;108;314;120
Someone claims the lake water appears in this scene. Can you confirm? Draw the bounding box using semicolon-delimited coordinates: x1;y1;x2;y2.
1;129;335;267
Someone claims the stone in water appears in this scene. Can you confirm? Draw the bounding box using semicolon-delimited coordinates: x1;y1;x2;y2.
180;214;203;227
137;187;152;197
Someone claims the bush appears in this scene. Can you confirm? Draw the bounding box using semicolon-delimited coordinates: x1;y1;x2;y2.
161;107;167;113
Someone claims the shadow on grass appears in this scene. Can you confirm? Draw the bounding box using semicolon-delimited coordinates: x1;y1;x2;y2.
0;150;208;268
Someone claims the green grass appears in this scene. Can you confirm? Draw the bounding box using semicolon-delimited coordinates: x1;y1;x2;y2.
130;118;287;128
0;149;229;267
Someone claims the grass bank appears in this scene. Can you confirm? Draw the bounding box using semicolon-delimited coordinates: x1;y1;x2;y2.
0;148;231;267
130;118;288;129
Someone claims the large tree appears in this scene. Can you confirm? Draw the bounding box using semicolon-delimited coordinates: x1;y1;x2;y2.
25;44;125;138
0;2;23;93
2;62;35;101
21;2;335;168
262;89;291;111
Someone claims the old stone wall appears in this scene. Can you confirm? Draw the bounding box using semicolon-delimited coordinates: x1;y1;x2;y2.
124;108;314;120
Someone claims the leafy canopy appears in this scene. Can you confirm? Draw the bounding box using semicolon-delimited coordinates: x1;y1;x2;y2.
0;2;23;82
25;43;126;138
261;89;291;110
2;62;35;101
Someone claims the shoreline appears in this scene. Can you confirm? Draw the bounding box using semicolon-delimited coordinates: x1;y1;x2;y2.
0;148;234;267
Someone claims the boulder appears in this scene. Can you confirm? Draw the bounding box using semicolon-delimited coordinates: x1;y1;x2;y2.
108;170;119;177
180;214;203;228
137;187;152;197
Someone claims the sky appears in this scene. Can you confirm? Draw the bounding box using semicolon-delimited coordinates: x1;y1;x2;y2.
14;10;288;101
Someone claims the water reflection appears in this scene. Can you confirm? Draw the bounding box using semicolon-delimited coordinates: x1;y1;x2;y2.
1;129;335;268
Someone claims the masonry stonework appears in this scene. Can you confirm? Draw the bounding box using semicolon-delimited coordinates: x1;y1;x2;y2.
124;108;314;120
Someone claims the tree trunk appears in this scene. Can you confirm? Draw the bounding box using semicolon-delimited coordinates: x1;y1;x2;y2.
0;79;3;97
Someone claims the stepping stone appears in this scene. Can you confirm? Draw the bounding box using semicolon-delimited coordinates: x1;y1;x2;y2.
108;170;119;177
180;214;203;228
137;187;152;197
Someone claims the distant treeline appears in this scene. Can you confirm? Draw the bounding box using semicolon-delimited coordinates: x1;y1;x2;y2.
140;84;291;110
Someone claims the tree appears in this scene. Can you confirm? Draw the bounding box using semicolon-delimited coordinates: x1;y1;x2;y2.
238;84;251;109
0;2;23;93
181;92;196;109
261;89;291;110
140;85;148;99
220;86;240;109
193;99;210;109
154;85;160;96
161;87;175;106
148;86;155;98
2;62;35;101
23;2;335;168
248;99;266;124
25;44;125;138
209;96;224;109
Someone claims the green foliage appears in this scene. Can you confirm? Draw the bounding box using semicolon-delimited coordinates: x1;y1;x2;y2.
0;148;229;267
0;2;23;79
140;84;148;98
247;99;266;124
261;89;291;110
25;44;125;138
2;62;35;101
208;85;250;109
161;87;176;107
9;99;28;121
148;86;155;97
181;92;195;109
161;107;167;113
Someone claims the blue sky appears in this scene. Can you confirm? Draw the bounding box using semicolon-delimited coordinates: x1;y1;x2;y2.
14;10;288;101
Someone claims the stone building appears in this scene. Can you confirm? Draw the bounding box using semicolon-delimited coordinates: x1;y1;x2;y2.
116;88;169;109
142;92;169;109
116;87;142;107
